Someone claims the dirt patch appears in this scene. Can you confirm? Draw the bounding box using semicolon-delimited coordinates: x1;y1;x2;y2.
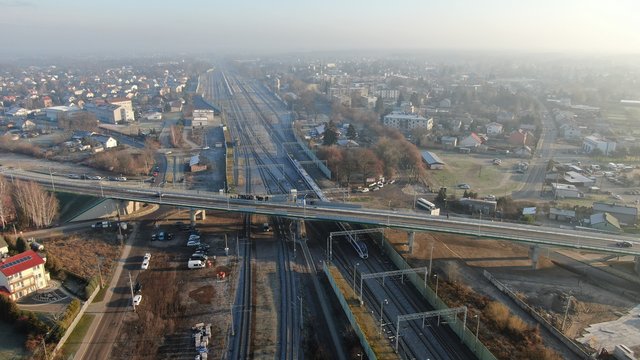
189;285;215;304
44;232;122;279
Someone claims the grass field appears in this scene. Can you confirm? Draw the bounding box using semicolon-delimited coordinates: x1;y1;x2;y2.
0;322;27;360
60;314;95;358
427;151;522;196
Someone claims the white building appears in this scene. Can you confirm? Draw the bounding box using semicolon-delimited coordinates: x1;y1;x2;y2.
92;135;118;148
45;105;80;122
0;250;50;301
85;103;125;124
582;135;616;155
383;112;433;131
108;98;135;121
551;183;583;198
485;122;504;136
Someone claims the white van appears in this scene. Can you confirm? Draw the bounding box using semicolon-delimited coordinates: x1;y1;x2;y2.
188;259;205;269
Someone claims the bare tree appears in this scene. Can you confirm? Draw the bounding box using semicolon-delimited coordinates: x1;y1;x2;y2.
0;176;16;229
12;180;59;228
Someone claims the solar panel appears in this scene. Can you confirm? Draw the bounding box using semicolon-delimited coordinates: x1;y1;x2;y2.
0;256;32;270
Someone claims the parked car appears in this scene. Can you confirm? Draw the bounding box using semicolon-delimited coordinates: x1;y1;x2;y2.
141;260;149;270
133;294;142;306
143;253;151;261
457;183;471;189
134;282;142;293
187;240;201;247
188;234;201;241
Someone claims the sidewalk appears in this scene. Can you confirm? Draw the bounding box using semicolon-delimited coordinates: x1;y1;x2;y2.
72;223;139;360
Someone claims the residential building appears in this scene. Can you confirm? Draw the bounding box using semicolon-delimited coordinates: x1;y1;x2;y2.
440;136;458;149
590;212;622;233
548;208;576;222
485;122;503;136
560;124;582;139
592;202;638;225
91;135;118;149
0;250;50;301
189;154;207;172
582;135;616;155
108;98;135;121
458;133;484;148
508;129;536;146
383;112;433;131
421;151;445;170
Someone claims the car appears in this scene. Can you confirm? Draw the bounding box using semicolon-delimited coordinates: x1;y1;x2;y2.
188;234;201;241
616;241;632;248
141;260;149;270
143;253;151;261
492;159;502;165
67;174;81;179
457;183;471;189
134;282;142;293
191;253;208;261
187;240;201;247
133;294;142;306
485;195;497;201
612;194;623;200
196;243;210;250
202;146;210;150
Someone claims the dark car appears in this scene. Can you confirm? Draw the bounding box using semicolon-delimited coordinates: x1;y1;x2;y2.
616;241;633;248
134;282;142;293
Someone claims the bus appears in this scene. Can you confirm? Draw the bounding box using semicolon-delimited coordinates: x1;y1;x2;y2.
416;198;437;211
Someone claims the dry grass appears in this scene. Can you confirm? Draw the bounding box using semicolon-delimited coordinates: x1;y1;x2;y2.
44;232;121;279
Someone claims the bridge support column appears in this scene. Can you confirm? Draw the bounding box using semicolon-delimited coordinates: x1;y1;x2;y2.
296;219;306;240
407;231;415;254
190;208;206;224
529;246;541;270
635;256;640;276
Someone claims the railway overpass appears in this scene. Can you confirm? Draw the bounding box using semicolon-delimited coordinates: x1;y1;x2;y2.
6;169;640;261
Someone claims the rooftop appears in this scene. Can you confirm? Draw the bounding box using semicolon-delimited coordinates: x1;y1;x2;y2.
0;250;45;277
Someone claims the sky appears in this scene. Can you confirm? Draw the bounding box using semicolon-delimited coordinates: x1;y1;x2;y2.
1;0;640;56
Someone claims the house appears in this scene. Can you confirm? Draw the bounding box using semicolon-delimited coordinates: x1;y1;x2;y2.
563;171;595;187
590;212;622;233
189;154;207;172
548;208;576;222
91;135;118;149
514;146;532;158
508;129;536;146
15;119;36;131
421;150;445;170
0;238;8;257
551;183;583;198
485;122;503;136
0;250;50;301
592;202;638;225
383;112;433;131
582;135;616;155
458;133;484;148
336;139;359;147
169;100;183;112
441;136;458;149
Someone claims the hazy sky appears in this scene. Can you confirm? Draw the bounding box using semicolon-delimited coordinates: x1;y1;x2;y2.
2;0;639;56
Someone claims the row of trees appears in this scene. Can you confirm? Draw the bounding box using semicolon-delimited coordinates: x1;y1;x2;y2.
0;176;58;229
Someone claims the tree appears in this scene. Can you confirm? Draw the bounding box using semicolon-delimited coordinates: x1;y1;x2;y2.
346;124;357;140
396;92;404;107
410;92;421;107
16;237;27;253
12;180;59;229
322;121;339;146
0;175;16;229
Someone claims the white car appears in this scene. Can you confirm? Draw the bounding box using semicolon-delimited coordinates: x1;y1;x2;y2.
187;240;201;247
144;253;151;261
141;260;149;270
133;294;142;306
188;234;201;241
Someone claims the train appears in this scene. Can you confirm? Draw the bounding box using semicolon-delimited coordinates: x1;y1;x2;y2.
416;198;437;211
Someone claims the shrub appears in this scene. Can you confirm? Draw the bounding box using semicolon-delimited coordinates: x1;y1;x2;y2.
84;276;100;300
485;301;510;330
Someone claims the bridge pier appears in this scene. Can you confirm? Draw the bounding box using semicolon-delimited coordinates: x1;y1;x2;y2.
529;246;541;270
296;219;306;240
407;231;415;254
189;208;206;225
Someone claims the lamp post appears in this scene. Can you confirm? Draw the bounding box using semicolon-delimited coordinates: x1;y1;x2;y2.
379;298;388;335
49;168;55;192
434;274;439;298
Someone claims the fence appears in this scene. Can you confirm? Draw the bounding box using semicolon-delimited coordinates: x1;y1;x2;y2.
378;236;498;360
482;270;593;359
50;284;100;359
323;262;378;360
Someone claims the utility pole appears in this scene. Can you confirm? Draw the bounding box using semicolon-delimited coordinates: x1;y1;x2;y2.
128;272;135;312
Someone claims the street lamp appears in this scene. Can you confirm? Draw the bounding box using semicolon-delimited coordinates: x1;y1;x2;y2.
434;274;439;298
379;298;388;335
